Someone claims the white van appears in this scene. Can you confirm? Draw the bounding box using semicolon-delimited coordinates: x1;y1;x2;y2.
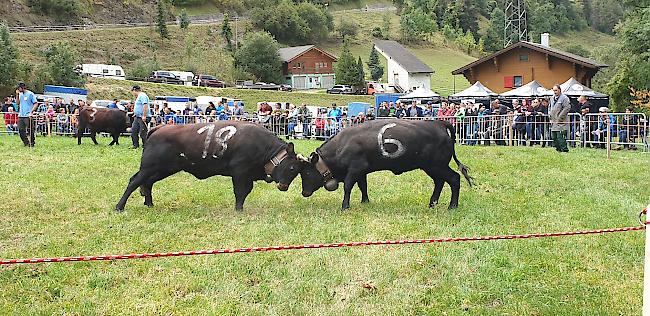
77;64;126;80
169;71;195;86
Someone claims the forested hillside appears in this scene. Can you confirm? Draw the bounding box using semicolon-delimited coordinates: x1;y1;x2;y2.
1;0;646;109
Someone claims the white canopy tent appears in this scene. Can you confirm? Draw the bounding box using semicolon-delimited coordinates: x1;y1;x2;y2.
500;80;553;98
398;85;440;101
558;77;608;98
450;81;497;99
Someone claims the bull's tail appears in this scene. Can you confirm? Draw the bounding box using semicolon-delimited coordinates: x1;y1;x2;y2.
453;151;473;187
443;121;474;187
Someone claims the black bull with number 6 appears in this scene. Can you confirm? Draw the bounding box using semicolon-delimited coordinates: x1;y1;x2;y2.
115;121;307;212
298;119;473;210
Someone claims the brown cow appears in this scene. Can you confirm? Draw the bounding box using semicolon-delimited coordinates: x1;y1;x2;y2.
77;106;129;145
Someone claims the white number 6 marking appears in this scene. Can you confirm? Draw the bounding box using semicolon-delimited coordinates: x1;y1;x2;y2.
197;125;237;159
378;123;405;159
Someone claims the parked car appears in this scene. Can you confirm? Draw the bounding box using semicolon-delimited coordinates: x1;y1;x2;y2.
327;85;354;94
147;71;184;85
169;71;195;86
194;74;226;88
279;84;293;92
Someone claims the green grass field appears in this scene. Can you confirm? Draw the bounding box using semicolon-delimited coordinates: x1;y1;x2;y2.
1;135;648;314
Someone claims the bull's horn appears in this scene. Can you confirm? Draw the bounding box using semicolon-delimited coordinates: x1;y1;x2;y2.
296;154;309;162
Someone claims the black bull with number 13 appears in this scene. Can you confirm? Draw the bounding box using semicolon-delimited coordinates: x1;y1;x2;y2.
298;119;474;210
116;121;307;212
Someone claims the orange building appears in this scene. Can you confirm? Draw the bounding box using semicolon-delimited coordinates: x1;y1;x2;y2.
451;41;608;93
279;45;338;90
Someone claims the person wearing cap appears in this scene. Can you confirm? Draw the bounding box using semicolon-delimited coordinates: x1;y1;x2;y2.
549;84;571;152
327;103;342;121
130;85;149;149
15;82;39;147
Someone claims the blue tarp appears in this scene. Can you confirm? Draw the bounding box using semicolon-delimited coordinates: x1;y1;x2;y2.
44;85;88;96
347;102;371;117
374;93;403;108
155;96;197;102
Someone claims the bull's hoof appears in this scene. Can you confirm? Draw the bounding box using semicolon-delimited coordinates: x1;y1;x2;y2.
448;204;458;210
115;205;125;212
429;201;439;208
144;202;154;207
361;198;370;203
235;206;244;212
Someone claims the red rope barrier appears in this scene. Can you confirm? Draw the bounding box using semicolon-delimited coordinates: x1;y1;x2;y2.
1;224;646;265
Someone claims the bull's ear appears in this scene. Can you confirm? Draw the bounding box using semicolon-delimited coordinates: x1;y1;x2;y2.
310;152;319;164
287;143;295;155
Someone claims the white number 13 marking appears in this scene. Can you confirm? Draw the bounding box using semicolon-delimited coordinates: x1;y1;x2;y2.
197;125;237;159
378;123;405;159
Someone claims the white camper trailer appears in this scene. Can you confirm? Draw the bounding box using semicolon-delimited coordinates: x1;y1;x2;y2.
77;64;126;80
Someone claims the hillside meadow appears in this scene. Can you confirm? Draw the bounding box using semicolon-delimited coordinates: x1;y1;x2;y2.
0;134;648;314
85;78;373;106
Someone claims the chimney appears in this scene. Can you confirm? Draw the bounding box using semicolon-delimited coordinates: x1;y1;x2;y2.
541;33;550;47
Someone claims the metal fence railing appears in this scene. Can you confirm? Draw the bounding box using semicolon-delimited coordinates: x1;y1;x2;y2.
1;112;647;152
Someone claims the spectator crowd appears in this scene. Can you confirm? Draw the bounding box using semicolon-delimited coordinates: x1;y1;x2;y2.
1;93;646;150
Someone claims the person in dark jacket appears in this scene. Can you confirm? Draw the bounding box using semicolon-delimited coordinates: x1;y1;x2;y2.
490;100;507;145
377;102;390;117
406;101;423;117
549;84;571;152
577;95;597;146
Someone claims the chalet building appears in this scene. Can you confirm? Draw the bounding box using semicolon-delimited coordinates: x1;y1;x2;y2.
374;40;434;92
451;34;608;94
279;45;337;90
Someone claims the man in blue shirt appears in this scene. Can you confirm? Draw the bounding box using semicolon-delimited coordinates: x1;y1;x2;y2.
130;85;149;149
108;98;119;109
327;103;342;121
16;82;39;147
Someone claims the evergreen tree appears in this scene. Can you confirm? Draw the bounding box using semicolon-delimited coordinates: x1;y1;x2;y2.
400;5;437;42
367;47;384;81
0;24;18;88
222;13;233;52
482;8;505;52
179;9;190;30
477;37;486;56
156;0;170;40
459;30;476;55
356;57;366;87
334;41;360;86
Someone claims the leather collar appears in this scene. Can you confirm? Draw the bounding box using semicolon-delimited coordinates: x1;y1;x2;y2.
315;150;333;182
264;149;288;177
